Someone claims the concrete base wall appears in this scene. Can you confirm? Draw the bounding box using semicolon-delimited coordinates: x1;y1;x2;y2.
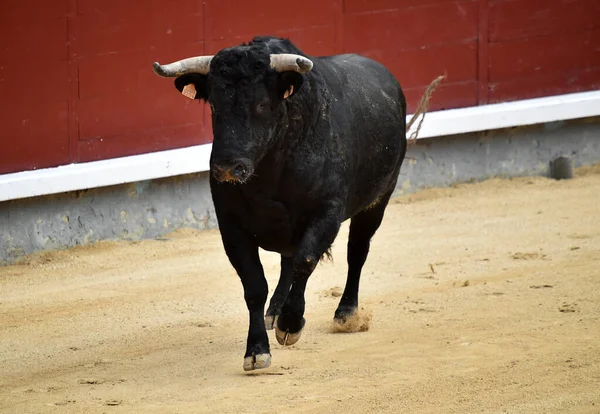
1;117;599;264
1;173;218;264
395;117;600;196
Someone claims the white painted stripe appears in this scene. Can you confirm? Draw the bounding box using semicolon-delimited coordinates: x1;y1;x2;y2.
1;90;600;202
406;89;600;139
0;144;213;202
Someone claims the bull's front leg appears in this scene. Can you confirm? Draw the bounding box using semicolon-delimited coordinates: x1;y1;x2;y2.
275;201;343;346
265;256;293;330
217;218;271;371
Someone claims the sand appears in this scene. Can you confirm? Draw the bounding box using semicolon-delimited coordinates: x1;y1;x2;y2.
1;165;599;413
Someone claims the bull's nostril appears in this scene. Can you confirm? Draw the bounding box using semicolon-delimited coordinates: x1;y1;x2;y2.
233;164;246;177
212;159;252;182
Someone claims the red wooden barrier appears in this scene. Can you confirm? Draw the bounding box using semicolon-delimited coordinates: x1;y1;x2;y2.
0;0;598;175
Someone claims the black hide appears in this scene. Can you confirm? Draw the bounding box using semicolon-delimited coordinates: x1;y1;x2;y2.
166;36;407;371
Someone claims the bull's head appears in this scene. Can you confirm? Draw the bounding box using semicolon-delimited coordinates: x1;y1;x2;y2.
153;46;314;184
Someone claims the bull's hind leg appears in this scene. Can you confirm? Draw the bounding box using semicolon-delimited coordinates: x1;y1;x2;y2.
265;256;293;330
334;190;393;325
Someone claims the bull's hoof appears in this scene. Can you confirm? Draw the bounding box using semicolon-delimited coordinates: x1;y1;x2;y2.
264;314;278;330
243;353;271;371
334;305;358;324
275;326;303;346
331;307;372;333
274;317;305;346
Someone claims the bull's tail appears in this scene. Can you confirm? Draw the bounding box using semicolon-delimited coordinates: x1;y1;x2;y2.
406;75;445;144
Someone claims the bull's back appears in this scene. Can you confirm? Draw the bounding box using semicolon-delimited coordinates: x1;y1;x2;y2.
318;54;407;216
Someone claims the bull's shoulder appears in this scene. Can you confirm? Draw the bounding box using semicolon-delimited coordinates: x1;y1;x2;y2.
318;54;394;76
314;54;401;100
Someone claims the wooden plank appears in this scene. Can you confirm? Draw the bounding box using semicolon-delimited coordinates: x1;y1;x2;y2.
77;0;199;15
489;67;600;103
333;0;344;54
0;100;70;174
343;1;478;52
79;42;204;99
362;42;478;88
75;0;201;57
209;0;338;40
68;0;80;164
206;26;336;56
0;18;68;66
73;0;210;163
77;125;210;163
477;0;490;104
78;92;205;141
0;1;71;174
490;0;600;42
0;0;68;21
272;26;337;57
201;0;211;143
589;27;600;65
0;100;69;142
0;62;69;104
403;81;479;112
489;28;600;82
344;0;461;14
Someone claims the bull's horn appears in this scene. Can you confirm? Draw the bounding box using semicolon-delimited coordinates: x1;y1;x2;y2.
152;56;214;77
270;54;313;74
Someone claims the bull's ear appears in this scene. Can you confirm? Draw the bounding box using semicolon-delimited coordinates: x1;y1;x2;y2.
277;71;304;100
174;74;209;101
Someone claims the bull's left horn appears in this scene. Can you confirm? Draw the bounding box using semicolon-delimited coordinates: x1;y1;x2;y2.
152;56;214;77
270;54;313;74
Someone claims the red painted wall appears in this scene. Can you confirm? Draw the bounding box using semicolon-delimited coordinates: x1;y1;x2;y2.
0;0;599;175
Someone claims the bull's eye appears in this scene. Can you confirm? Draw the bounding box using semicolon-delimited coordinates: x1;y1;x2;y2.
256;99;270;113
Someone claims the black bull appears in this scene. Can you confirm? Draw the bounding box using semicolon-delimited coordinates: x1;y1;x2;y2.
153;36;442;371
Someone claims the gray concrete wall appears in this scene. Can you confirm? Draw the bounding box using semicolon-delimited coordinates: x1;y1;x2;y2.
1;117;599;264
0;173;217;264
395;117;600;196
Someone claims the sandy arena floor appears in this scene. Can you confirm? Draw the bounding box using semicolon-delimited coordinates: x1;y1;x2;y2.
1;165;599;413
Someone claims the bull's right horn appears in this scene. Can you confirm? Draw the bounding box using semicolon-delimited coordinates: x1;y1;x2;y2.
152;56;214;77
270;54;314;74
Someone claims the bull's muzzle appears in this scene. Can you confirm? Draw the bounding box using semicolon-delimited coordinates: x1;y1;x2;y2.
212;159;254;184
